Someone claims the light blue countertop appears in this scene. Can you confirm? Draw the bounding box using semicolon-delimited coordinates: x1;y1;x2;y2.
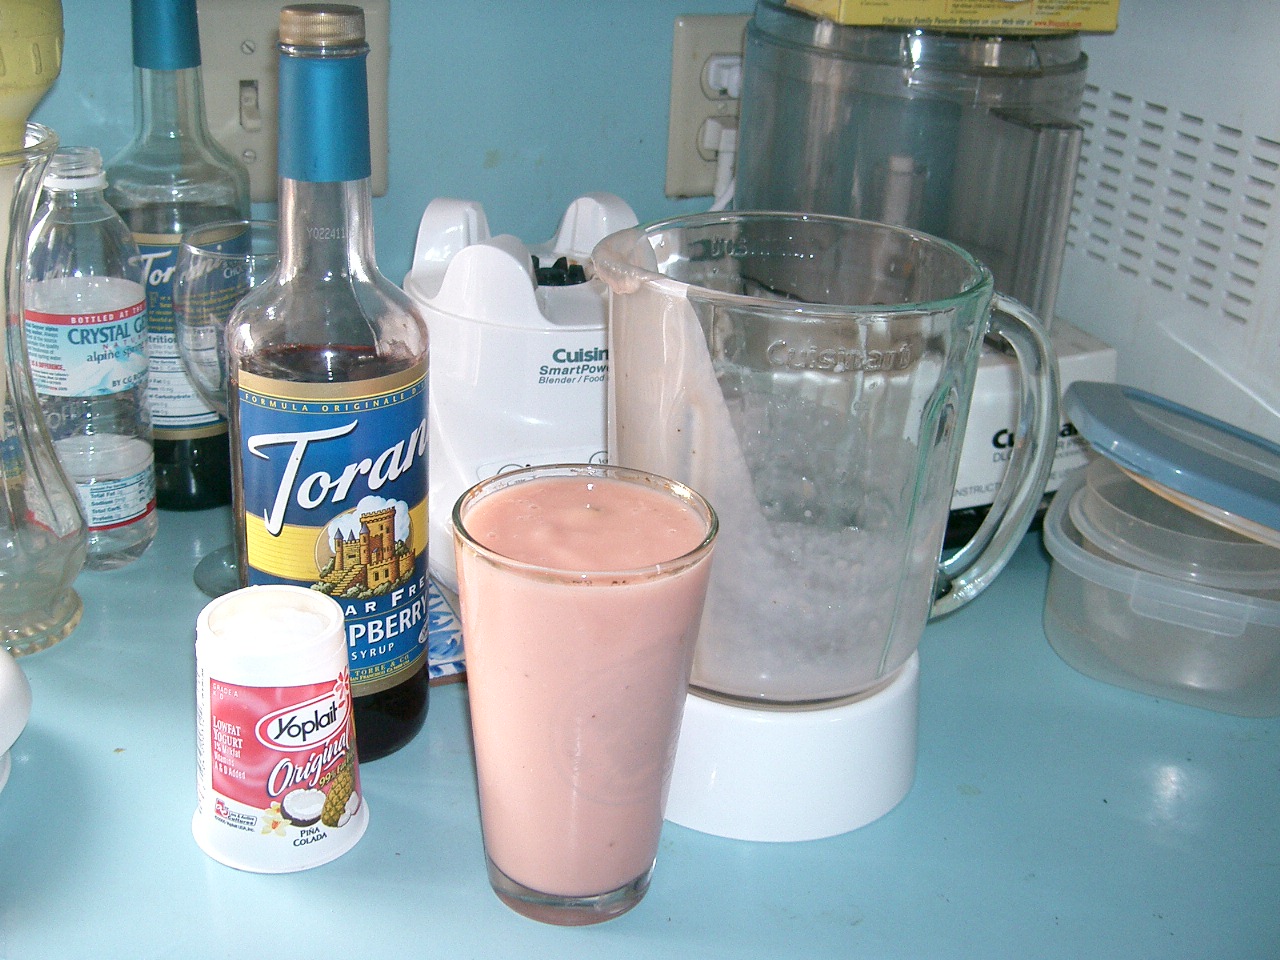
2;509;1276;959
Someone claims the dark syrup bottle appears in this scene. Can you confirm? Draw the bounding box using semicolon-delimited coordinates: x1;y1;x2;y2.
227;4;429;760
105;0;251;510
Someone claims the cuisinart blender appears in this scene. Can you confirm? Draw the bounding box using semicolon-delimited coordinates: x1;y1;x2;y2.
593;211;1059;842
402;193;637;592
733;1;1105;539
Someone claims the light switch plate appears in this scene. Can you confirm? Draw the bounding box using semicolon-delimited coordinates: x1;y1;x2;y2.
665;14;749;199
197;0;389;202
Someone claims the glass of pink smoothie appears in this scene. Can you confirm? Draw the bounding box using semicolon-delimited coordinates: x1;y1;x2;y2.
452;463;718;925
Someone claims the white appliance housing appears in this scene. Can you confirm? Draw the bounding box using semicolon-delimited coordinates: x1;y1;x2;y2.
1059;0;1280;443
402;193;638;592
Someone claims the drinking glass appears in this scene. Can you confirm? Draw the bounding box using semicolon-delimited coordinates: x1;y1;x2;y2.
452;463;718;925
174;220;278;597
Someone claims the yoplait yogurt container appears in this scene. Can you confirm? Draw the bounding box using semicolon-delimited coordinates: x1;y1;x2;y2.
192;585;368;873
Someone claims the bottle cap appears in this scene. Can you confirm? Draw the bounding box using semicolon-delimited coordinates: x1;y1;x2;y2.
43;146;106;191
131;0;201;71
279;4;366;47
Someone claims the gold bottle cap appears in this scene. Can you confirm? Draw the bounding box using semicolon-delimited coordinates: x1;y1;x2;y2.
278;4;365;48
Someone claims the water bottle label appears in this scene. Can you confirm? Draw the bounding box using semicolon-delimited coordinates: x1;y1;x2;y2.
136;235;227;439
24;294;148;397
74;467;157;531
236;368;430;695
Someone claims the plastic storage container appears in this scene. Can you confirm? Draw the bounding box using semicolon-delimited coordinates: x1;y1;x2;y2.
1069;458;1280;598
1043;468;1280;717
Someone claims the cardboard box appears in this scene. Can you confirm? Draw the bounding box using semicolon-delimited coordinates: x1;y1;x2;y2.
786;0;1120;33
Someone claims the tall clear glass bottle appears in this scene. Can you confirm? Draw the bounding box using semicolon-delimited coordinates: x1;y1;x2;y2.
25;147;157;569
105;0;250;511
1;124;87;656
227;5;430;761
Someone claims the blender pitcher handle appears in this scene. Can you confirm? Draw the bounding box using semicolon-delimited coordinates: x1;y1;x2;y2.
932;293;1060;617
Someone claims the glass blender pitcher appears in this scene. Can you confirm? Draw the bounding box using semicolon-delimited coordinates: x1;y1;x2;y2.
593;212;1058;840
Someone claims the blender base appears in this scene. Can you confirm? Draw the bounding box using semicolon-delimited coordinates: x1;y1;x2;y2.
665;652;919;842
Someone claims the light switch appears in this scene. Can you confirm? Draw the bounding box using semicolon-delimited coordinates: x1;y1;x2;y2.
239;80;262;133
197;0;390;203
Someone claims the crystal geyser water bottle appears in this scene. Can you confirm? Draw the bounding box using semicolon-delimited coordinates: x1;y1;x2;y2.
105;0;251;510
228;5;430;760
25;146;157;569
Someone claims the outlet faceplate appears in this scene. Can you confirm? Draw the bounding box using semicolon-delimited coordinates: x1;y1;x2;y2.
197;0;389;202
665;13;749;199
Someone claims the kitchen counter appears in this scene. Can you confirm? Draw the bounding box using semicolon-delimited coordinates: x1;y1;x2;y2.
2;508;1276;959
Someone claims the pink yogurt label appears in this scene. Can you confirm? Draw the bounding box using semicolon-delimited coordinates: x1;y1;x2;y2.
205;670;362;834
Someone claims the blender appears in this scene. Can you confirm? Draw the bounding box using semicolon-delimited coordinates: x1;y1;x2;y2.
402;193;637;592
593;211;1059;841
732;1;1105;539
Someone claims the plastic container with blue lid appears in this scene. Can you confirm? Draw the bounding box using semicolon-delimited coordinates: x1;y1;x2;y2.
1041;383;1280;716
1063;381;1280;548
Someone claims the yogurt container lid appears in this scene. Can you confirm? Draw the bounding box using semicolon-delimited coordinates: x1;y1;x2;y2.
1063;381;1280;548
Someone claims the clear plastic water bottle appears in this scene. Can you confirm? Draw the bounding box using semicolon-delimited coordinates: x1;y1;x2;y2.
24;146;158;570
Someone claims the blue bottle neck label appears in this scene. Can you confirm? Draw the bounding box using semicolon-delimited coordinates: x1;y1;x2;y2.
133;0;202;70
278;52;372;184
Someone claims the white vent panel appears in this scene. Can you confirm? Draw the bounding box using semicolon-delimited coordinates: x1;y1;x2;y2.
1069;86;1280;330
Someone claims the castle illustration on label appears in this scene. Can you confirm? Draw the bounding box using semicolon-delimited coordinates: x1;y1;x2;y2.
316;500;416;597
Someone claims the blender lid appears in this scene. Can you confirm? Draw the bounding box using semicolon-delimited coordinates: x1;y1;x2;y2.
1063;381;1280;548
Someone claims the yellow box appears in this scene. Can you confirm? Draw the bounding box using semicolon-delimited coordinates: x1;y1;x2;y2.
785;0;1120;33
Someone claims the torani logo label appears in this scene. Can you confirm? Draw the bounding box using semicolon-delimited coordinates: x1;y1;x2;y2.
238;367;430;695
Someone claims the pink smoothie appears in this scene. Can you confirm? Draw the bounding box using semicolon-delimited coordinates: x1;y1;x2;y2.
455;472;714;899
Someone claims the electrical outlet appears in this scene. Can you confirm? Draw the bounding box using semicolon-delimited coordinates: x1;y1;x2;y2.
665;14;749;199
196;0;390;203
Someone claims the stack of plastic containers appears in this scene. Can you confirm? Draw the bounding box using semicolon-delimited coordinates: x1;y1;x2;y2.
1042;382;1280;717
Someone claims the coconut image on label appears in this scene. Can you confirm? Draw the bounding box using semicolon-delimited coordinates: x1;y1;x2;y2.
314;495;416;597
280;787;325;826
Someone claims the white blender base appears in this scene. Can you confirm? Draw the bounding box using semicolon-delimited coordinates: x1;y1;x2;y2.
665;652;919;842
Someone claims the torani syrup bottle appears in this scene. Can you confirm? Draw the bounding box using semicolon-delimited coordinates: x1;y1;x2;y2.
227;4;429;761
105;0;251;510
